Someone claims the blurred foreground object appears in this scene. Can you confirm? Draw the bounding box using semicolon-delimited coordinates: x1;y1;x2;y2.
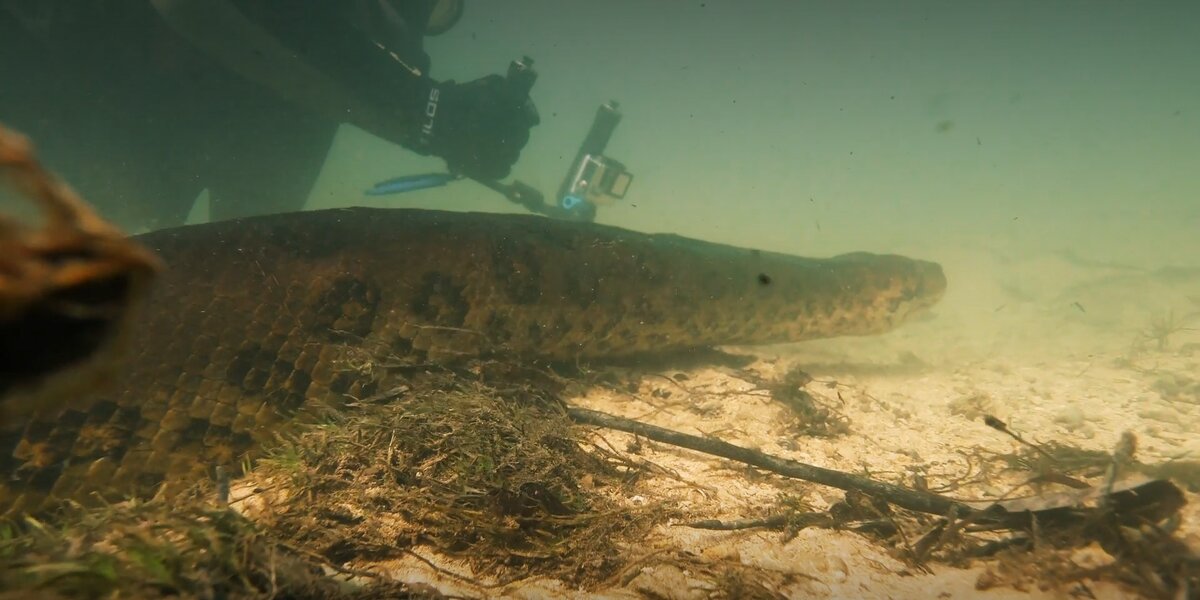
0;124;161;423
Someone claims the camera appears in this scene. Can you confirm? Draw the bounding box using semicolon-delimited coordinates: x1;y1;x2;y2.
557;101;633;219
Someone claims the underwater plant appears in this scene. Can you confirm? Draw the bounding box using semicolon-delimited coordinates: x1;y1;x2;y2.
1136;309;1198;351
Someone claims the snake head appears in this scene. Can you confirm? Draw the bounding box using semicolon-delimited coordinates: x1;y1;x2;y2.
822;252;947;336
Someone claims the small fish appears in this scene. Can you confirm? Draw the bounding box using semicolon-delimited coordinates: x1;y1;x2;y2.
365;172;458;196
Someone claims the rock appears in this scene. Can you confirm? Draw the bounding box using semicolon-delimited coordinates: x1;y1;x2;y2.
1139;407;1181;425
1054;404;1087;431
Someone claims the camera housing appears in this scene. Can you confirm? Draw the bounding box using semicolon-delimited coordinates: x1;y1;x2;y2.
556;101;633;219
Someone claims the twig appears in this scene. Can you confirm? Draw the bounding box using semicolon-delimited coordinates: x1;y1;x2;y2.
682;512;829;531
566;406;966;516
983;415;1057;463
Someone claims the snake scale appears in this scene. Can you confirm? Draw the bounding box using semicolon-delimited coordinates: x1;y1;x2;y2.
0;207;945;515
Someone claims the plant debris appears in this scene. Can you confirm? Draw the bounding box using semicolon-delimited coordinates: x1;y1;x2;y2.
2;364;1197;599
0;125;161;421
737;365;851;437
0;499;435;600
246;373;664;587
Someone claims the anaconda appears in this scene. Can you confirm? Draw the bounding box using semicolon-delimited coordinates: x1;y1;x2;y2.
0;207;946;514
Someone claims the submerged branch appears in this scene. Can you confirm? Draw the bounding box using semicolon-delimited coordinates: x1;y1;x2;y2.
566;406;965;516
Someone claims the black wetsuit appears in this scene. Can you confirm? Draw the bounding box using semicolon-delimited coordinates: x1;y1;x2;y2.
0;1;436;230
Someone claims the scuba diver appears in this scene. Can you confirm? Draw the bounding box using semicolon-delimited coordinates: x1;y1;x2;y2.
0;0;536;231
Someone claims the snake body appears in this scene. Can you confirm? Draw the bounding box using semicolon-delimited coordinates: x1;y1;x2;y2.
0;207;945;514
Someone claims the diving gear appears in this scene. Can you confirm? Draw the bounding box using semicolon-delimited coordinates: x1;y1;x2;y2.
368;94;632;224
416;57;539;181
149;0;420;148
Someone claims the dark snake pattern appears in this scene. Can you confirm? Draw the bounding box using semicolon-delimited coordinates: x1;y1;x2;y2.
0;208;945;514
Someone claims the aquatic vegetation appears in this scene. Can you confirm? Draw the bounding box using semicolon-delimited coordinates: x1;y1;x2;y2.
1134;309;1197;352
246;373;665;586
766;366;851;437
0;501;377;599
0;373;667;598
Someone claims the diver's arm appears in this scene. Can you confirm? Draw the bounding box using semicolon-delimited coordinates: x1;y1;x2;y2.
151;0;431;150
231;0;437;146
151;0;537;180
235;0;540;181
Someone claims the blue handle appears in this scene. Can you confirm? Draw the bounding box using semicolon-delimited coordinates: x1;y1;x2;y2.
365;172;458;196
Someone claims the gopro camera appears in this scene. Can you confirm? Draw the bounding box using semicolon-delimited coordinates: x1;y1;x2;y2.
556;101;633;220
